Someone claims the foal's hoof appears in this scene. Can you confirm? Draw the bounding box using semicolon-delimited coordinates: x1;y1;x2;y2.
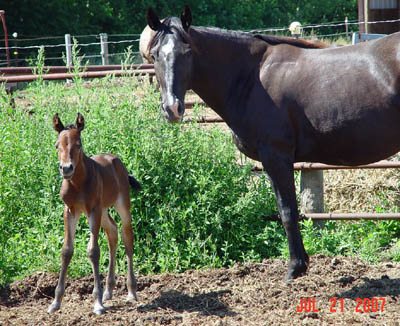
126;292;138;302
47;302;61;313
93;307;106;315
93;302;106;315
102;291;112;301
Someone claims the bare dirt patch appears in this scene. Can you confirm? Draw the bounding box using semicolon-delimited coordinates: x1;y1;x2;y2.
1;255;400;325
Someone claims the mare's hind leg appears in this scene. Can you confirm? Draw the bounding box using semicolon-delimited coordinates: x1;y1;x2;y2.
101;209;118;301
259;147;309;280
115;195;137;301
48;207;79;313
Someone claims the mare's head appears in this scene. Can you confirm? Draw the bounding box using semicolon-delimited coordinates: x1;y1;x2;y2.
52;113;85;179
146;5;193;123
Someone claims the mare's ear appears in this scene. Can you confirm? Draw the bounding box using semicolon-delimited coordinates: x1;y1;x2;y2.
75;112;85;132
181;5;192;31
147;7;162;31
52;113;64;133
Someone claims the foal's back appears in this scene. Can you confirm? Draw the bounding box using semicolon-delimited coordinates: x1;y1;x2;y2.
90;154;132;209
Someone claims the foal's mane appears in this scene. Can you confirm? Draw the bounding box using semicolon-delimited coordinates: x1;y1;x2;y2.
64;124;76;130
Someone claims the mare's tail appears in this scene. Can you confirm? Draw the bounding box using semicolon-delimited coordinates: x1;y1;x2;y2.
128;175;142;191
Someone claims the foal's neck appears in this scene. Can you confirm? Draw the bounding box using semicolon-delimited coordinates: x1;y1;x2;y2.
69;152;91;189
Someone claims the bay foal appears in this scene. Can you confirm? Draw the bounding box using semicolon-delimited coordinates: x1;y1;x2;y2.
48;113;141;315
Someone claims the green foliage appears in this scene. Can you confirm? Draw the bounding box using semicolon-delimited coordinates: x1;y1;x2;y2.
280;219;400;263
4;1;358;37
0;68;285;285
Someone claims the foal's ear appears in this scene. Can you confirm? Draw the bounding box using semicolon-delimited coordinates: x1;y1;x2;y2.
52;113;64;133
147;7;162;31
75;112;85;132
181;5;192;31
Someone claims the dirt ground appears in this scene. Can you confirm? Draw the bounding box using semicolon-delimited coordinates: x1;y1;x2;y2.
1;255;400;326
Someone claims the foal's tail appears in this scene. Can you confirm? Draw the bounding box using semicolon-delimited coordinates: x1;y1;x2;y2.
128;175;142;191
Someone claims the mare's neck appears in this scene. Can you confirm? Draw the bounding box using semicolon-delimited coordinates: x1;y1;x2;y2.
188;27;267;123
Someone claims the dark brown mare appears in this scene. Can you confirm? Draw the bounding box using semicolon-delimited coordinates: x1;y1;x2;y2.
146;5;400;280
48;113;141;314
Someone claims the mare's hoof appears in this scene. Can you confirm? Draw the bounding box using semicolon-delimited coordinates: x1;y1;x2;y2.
284;258;309;281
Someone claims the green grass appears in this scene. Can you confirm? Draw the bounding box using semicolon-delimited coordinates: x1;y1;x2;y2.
1;62;400;286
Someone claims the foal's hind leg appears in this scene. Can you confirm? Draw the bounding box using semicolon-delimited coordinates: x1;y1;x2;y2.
115;196;137;301
87;207;106;315
101;209;118;301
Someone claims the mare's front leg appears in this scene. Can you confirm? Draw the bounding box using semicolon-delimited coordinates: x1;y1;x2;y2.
48;207;79;313
87;207;106;315
259;147;309;280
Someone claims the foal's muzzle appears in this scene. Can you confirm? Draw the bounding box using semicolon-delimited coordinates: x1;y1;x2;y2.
59;163;74;179
162;98;184;123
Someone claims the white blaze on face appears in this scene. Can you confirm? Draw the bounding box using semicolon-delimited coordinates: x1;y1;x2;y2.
161;38;175;56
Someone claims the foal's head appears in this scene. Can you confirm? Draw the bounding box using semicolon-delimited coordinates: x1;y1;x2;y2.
147;5;193;123
52;113;85;179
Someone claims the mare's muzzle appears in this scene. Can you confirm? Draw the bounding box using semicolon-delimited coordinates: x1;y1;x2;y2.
162;98;184;123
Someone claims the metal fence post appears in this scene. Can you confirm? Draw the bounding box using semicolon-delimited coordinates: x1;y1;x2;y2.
65;34;72;67
100;33;109;65
300;170;325;228
65;34;72;84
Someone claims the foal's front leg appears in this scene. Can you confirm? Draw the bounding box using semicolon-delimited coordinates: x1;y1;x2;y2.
48;207;79;313
87;207;106;315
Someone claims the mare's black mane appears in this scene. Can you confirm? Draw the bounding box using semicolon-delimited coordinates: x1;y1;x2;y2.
149;16;327;50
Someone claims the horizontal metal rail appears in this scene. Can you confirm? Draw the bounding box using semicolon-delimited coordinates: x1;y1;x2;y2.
263;213;400;221
293;161;400;170
0;64;154;76
304;213;400;220
184;116;224;123
0;69;155;82
251;160;400;172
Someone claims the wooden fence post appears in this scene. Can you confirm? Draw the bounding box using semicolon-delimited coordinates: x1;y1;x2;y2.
100;33;109;65
300;170;325;228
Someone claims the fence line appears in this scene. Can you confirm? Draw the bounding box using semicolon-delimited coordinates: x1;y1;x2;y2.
2;17;400;52
0;38;140;51
2;62;400;221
